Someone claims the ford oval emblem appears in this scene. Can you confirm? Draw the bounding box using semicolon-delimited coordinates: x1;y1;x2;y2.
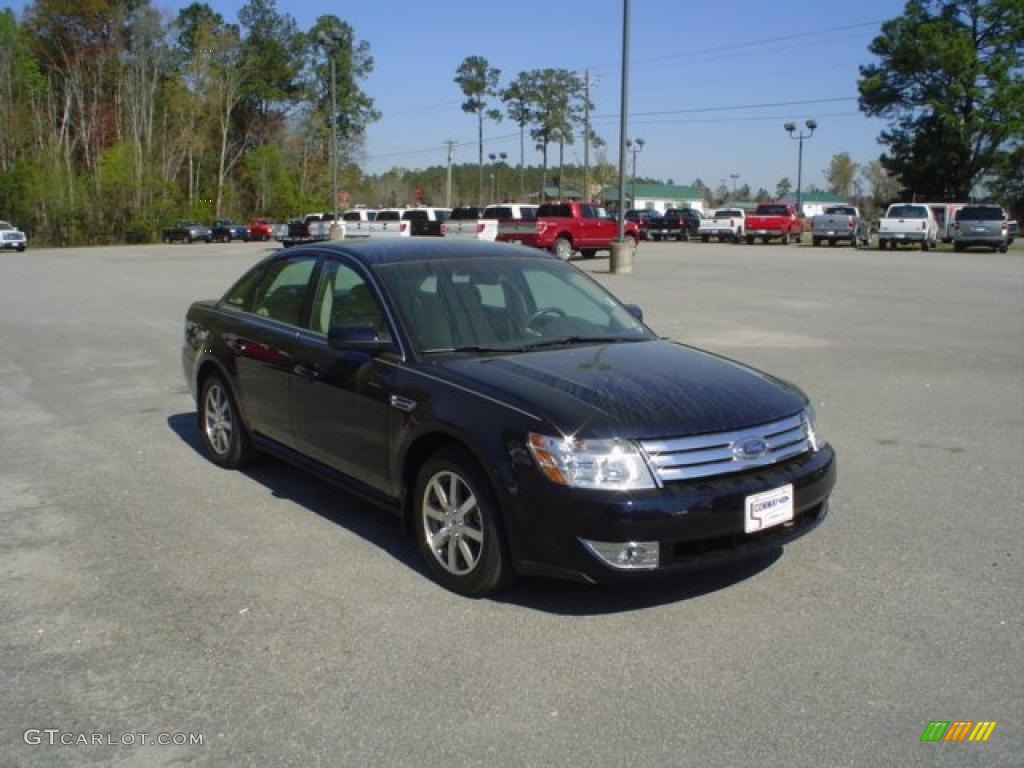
734;437;768;460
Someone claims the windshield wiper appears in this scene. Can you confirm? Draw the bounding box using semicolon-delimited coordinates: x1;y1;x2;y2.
422;345;524;355
521;336;642;351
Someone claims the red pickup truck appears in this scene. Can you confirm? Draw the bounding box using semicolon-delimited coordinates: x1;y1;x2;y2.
744;203;803;244
495;201;639;260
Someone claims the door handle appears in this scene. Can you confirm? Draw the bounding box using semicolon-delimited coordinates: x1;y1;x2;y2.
294;363;319;379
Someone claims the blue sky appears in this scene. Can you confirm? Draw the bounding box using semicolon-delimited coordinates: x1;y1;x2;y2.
10;0;910;193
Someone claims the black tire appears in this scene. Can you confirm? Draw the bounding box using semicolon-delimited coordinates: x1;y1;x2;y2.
580;249;596;259
920;239;930;252
198;373;258;469
812;237;821;247
186;234;194;244
878;239;887;250
413;446;511;596
780;233;790;245
828;239;835;247
701;235;709;243
552;236;573;261
998;243;1008;253
745;235;755;245
954;243;964;252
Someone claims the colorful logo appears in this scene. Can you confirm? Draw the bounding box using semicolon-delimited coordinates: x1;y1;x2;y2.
921;721;997;742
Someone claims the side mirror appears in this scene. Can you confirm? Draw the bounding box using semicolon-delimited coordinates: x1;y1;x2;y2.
328;323;396;355
624;304;644;322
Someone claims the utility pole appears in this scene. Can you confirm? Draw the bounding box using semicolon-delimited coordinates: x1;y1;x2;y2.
583;70;591;201
444;140;456;208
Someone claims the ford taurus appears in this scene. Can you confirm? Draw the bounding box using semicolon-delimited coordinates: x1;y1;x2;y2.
182;240;836;595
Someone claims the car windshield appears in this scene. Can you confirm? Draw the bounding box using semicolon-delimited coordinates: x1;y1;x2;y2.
376;257;654;354
756;205;789;216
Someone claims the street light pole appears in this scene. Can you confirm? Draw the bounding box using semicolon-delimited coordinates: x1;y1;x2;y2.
615;0;631;243
626;137;644;208
784;119;817;215
317;30;345;231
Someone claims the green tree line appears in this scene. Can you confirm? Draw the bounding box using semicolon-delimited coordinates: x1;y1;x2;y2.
0;0;378;245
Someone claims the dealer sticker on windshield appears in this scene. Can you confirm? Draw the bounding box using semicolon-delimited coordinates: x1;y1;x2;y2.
744;484;794;534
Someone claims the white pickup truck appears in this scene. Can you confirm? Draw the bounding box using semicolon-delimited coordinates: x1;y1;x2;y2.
878;203;938;251
1;220;28;251
698;208;746;243
444;203;539;241
347;207;451;238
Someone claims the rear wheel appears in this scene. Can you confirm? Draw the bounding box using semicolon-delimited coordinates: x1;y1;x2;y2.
186;234;193;244
828;239;835;247
780;233;790;245
920;239;930;252
878;239;887;250
552;236;573;261
745;235;755;245
701;235;709;243
199;374;257;469
998;243;1008;253
414;447;511;596
812;237;821;247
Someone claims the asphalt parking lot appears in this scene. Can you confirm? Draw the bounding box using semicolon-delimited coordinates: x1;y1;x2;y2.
1;238;1021;767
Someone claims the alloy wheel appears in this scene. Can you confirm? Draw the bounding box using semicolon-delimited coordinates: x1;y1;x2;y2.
421;470;484;575
204;383;233;456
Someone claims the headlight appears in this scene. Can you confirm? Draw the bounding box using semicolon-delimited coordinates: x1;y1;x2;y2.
803;406;824;451
527;433;656;491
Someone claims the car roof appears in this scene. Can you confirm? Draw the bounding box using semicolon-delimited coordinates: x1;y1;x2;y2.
291;238;557;266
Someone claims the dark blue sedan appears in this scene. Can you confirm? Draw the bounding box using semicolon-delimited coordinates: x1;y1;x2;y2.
182;240;835;595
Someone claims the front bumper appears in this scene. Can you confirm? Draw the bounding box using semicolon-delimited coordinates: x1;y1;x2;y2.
1;239;27;249
506;445;836;582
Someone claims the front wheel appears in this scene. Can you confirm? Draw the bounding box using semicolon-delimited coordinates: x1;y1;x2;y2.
780;233;790;245
920;239;930;252
745;235;754;245
552;236;573;261
414;447;511;596
701;235;709;243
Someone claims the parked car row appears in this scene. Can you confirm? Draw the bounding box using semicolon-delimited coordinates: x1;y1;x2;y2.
162;218;277;244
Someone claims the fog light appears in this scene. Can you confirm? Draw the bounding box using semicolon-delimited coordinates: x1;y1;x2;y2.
579;539;660;570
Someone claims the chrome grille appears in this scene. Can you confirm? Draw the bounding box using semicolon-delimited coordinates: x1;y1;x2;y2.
640;413;812;482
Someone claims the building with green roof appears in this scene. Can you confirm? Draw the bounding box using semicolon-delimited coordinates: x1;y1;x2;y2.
599;183;706;214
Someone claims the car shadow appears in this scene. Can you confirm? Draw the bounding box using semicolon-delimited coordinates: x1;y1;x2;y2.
168;412;782;615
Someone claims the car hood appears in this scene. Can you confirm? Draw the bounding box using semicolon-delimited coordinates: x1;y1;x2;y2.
434;339;806;438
